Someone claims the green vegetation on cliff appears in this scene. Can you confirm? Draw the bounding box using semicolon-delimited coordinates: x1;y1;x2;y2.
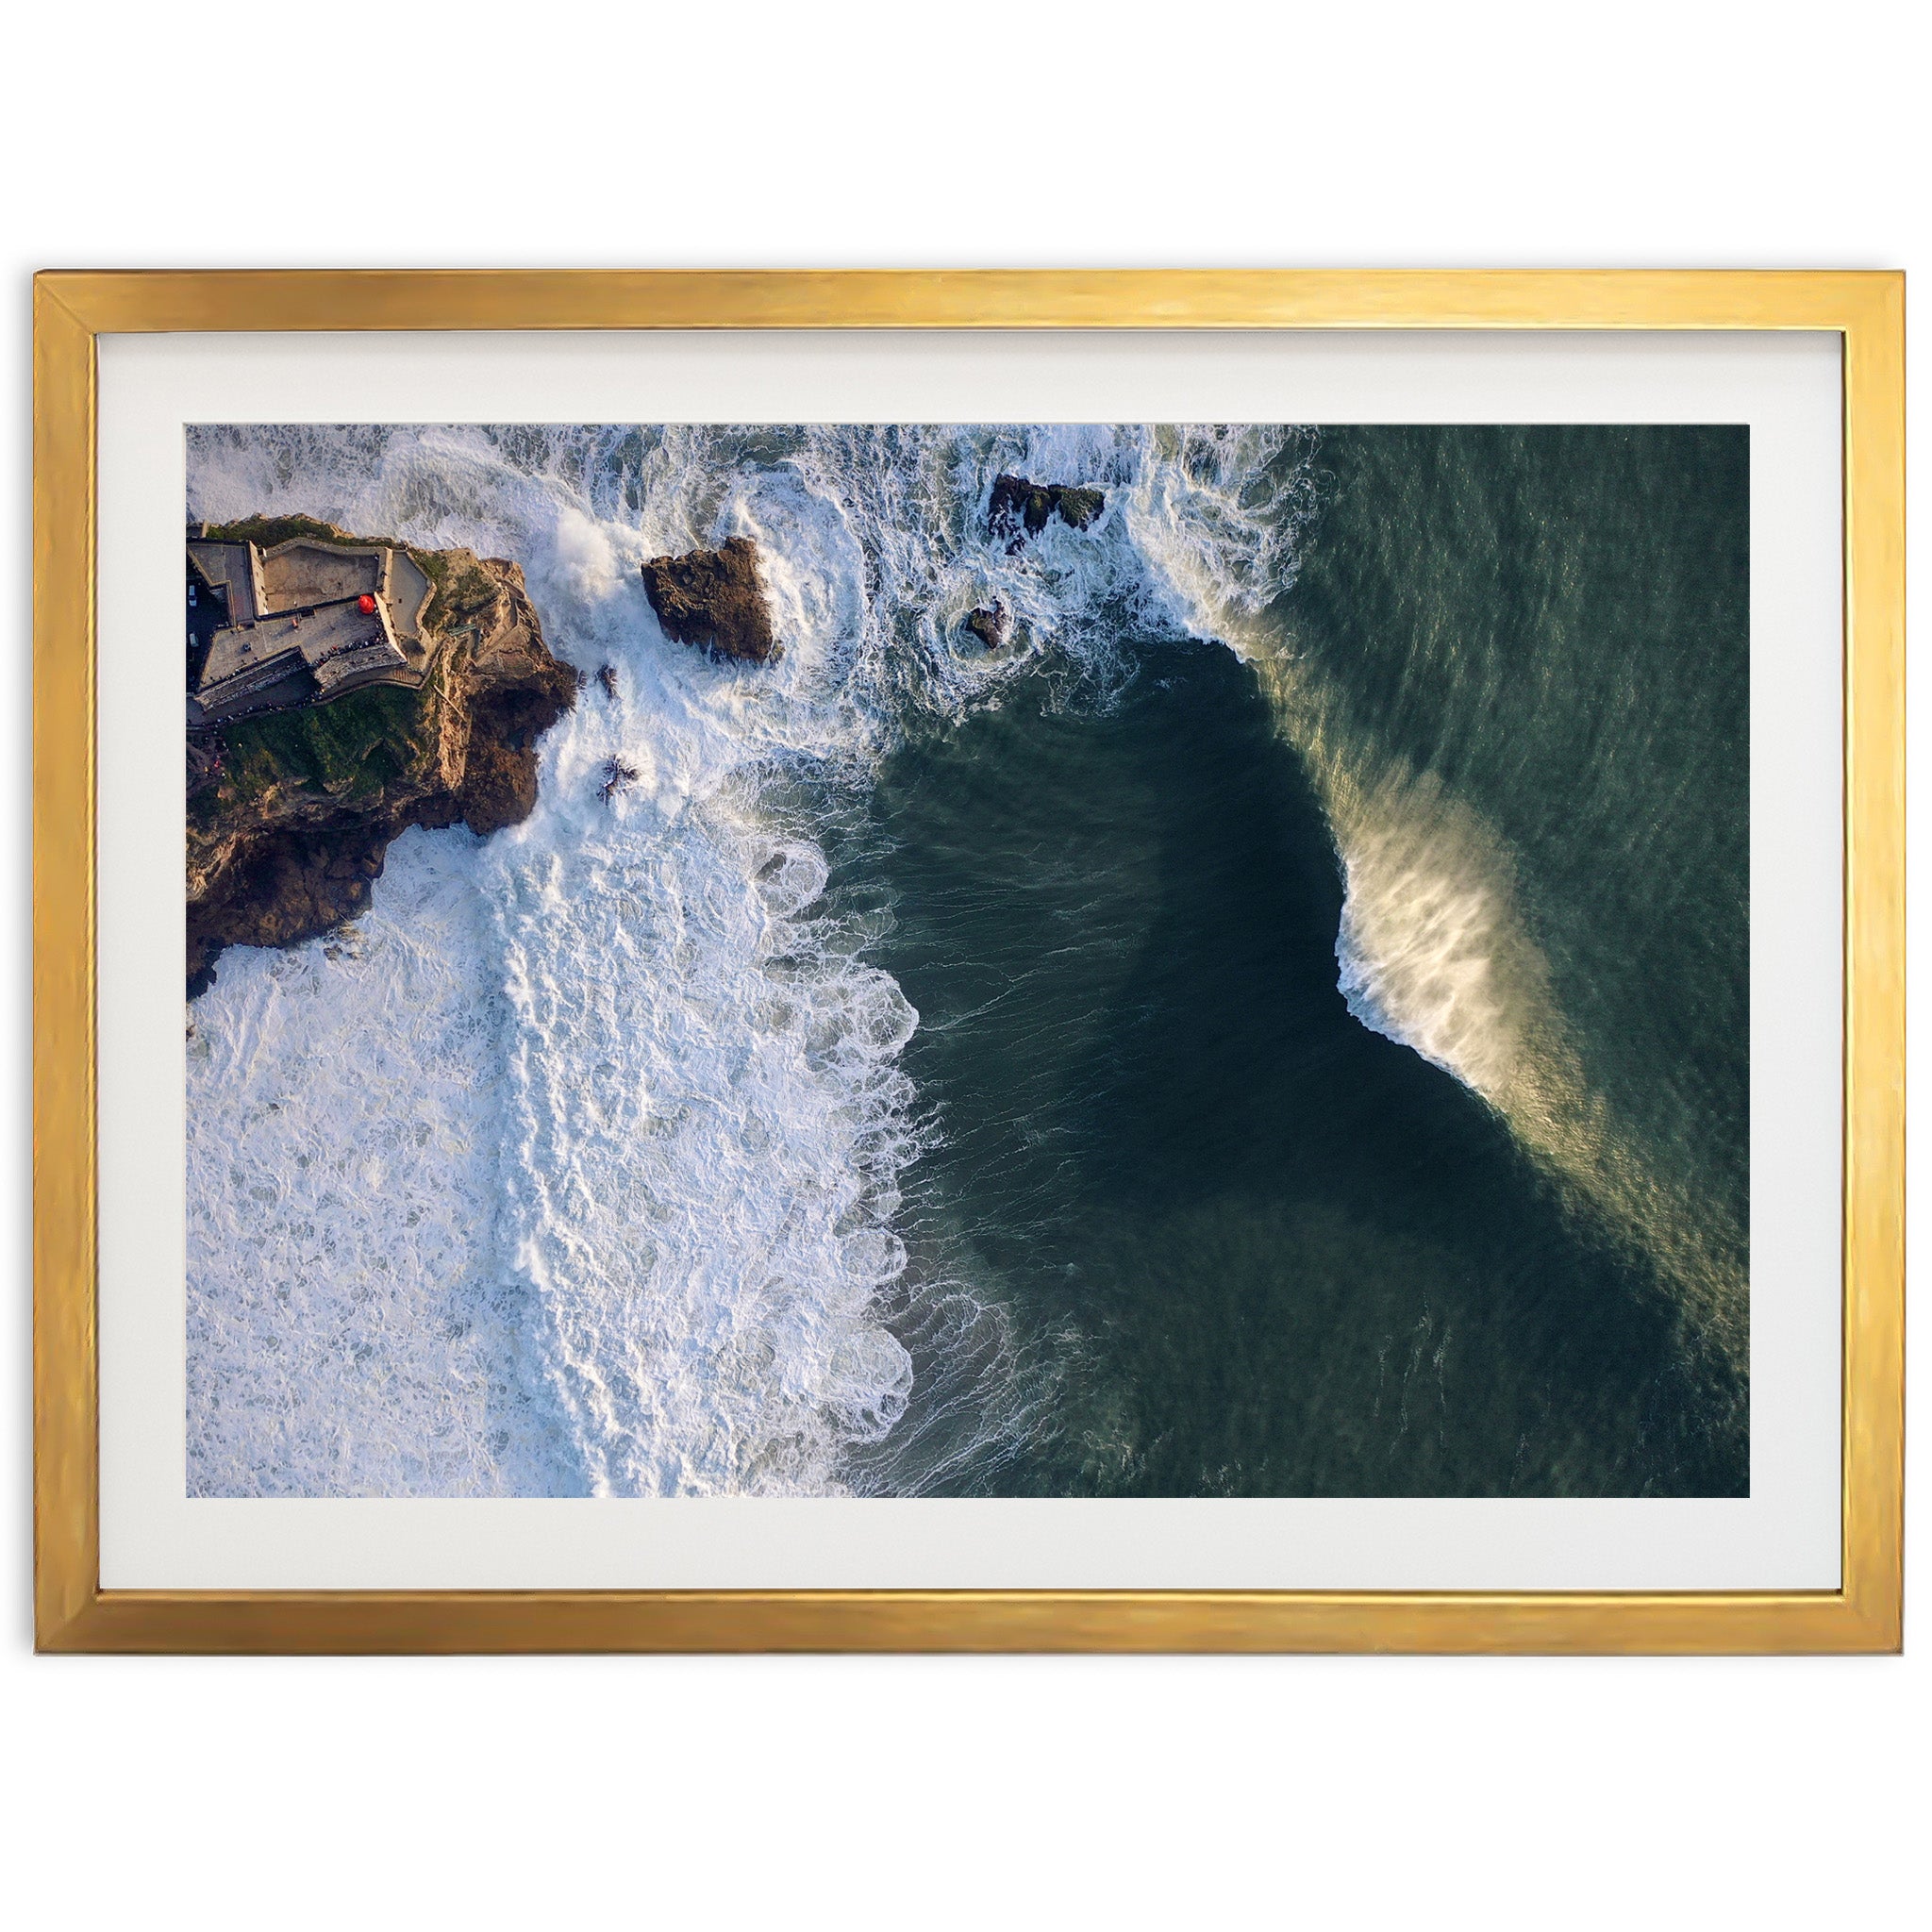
186;532;577;993
202;681;440;817
204;512;357;553
188;518;509;828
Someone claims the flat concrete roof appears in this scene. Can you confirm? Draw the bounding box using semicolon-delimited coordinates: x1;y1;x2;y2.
198;597;404;710
187;541;264;625
189;534;442;722
386;549;433;641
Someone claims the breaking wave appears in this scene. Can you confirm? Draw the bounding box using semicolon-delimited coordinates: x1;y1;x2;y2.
186;423;1262;1494
1123;430;1747;1369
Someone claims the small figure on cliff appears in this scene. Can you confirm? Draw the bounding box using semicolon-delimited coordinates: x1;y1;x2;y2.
187;730;225;798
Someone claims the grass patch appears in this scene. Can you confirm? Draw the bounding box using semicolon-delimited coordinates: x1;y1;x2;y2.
204;513;363;552
419;551;497;634
217;683;438;808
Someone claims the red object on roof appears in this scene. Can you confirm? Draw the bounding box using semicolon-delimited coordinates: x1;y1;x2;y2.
358;593;376;614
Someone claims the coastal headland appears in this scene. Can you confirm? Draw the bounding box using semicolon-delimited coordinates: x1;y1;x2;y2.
186;517;578;995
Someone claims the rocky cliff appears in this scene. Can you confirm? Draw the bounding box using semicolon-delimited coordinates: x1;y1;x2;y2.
641;537;780;662
186;519;578;995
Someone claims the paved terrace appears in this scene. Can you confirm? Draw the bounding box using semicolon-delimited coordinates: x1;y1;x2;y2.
190;534;443;723
187;541;265;625
195;595;407;721
261;540;435;643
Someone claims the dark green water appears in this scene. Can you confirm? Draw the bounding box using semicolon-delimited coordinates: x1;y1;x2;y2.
1287;426;1751;1285
835;426;1749;1498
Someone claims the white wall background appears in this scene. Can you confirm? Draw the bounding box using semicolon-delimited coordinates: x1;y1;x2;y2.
3;3;1922;1924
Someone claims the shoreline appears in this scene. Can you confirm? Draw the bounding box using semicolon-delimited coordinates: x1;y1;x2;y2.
186;520;579;995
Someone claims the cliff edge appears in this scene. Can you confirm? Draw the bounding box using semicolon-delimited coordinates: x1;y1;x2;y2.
186;518;578;995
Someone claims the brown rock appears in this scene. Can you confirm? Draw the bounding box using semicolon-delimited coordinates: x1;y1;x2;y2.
187;822;390;993
186;541;578;996
964;603;1010;651
641;536;779;663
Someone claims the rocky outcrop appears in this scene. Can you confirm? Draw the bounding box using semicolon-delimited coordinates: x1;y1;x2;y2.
964;603;1010;651
988;475;1106;552
186;528;578;996
641;536;779;663
186;732;225;797
599;757;641;806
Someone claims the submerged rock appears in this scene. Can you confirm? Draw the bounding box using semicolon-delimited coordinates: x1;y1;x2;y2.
988;474;1106;551
964;603;1011;651
599;757;641;806
597;662;619;701
641;536;779;663
185;526;578;995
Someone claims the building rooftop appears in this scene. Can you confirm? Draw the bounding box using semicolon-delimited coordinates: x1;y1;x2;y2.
188;534;439;724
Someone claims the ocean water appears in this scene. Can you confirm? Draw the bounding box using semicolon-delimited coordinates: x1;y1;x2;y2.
185;422;1748;1498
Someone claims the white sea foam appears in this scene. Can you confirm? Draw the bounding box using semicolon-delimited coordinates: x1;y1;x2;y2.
186;422;1188;1495
1122;429;1746;1363
186;828;576;1496
1113;425;1548;1107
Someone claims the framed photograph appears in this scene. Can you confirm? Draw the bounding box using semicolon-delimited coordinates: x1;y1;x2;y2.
33;271;1903;1652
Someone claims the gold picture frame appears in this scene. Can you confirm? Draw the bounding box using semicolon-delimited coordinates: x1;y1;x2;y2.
33;270;1904;1654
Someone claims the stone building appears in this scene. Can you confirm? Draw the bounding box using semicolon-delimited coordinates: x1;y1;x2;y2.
187;533;437;724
